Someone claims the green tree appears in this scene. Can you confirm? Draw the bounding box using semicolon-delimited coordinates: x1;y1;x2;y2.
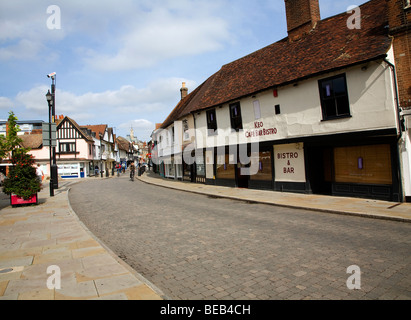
3;152;41;199
2;112;41;199
0;111;25;160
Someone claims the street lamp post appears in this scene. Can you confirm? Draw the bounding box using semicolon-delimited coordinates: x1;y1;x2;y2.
99;133;103;178
47;72;58;190
46;90;54;197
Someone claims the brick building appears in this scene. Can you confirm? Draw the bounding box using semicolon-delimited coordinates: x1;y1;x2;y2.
387;0;411;110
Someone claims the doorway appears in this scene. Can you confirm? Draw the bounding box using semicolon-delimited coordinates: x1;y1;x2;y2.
307;147;333;195
236;162;249;188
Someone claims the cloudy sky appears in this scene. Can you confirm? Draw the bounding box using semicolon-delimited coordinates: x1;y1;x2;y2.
0;0;368;142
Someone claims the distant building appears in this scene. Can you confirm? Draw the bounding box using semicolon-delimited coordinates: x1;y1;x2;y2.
1;115;130;180
0;120;44;136
126;127;138;143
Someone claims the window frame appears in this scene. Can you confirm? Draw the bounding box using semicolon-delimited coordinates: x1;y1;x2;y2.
318;73;351;121
206;109;218;136
229;102;243;131
59;142;76;154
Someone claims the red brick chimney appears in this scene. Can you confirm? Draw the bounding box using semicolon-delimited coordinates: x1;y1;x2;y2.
284;0;321;41
387;0;411;109
180;82;188;100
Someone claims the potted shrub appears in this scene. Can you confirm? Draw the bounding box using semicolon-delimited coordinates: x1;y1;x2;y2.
3;152;42;206
1;111;42;206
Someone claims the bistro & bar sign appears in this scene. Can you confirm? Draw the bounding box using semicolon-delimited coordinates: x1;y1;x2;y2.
274;143;306;182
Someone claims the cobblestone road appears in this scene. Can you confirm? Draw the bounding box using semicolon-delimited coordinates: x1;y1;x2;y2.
68;175;411;300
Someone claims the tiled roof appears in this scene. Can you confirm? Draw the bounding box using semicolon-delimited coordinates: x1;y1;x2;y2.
19;134;43;149
161;0;391;128
116;136;132;151
82;124;108;139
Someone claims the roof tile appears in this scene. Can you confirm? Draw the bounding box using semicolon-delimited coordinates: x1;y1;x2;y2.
161;0;391;128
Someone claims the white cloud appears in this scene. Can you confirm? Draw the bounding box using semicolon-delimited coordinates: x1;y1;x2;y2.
0;97;13;110
0;1;67;62
6;77;196;131
118;119;155;142
0;39;46;61
83;3;231;71
15;85;50;113
0;0;232;68
52;77;196;113
119;118;154;131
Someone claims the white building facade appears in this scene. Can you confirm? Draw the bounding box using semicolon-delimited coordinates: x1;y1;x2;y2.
155;0;410;202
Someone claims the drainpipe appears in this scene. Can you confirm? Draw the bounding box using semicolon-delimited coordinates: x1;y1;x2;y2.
191;112;197;182
384;59;402;136
384;58;404;202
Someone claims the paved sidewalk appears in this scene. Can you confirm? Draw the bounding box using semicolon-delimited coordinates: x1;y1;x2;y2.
138;171;411;223
1;173;409;300
0;179;165;300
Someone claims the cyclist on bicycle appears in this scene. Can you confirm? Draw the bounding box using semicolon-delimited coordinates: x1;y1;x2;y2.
116;163;121;177
129;162;136;180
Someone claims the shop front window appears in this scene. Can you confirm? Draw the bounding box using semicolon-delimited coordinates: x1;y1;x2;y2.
216;153;235;179
196;153;205;177
334;144;392;184
250;151;272;181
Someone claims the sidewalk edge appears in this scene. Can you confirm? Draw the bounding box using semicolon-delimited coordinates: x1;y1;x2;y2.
138;175;411;224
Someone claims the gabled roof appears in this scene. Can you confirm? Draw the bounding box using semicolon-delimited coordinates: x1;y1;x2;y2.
116;136;132;151
57;116;94;142
161;0;391;128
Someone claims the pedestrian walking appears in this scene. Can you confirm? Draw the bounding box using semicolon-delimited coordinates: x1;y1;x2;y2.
0;171;5;186
36;164;44;183
129;162;136;181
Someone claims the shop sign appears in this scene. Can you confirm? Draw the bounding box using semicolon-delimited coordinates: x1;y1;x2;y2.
274;143;305;182
245;121;277;138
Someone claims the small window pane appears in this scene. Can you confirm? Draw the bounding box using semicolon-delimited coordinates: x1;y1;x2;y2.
322;82;333;97
333;77;346;95
324;100;337;118
253;100;261;119
336;96;350;115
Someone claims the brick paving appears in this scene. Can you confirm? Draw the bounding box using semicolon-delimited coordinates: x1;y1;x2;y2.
0;181;164;300
69;175;411;300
